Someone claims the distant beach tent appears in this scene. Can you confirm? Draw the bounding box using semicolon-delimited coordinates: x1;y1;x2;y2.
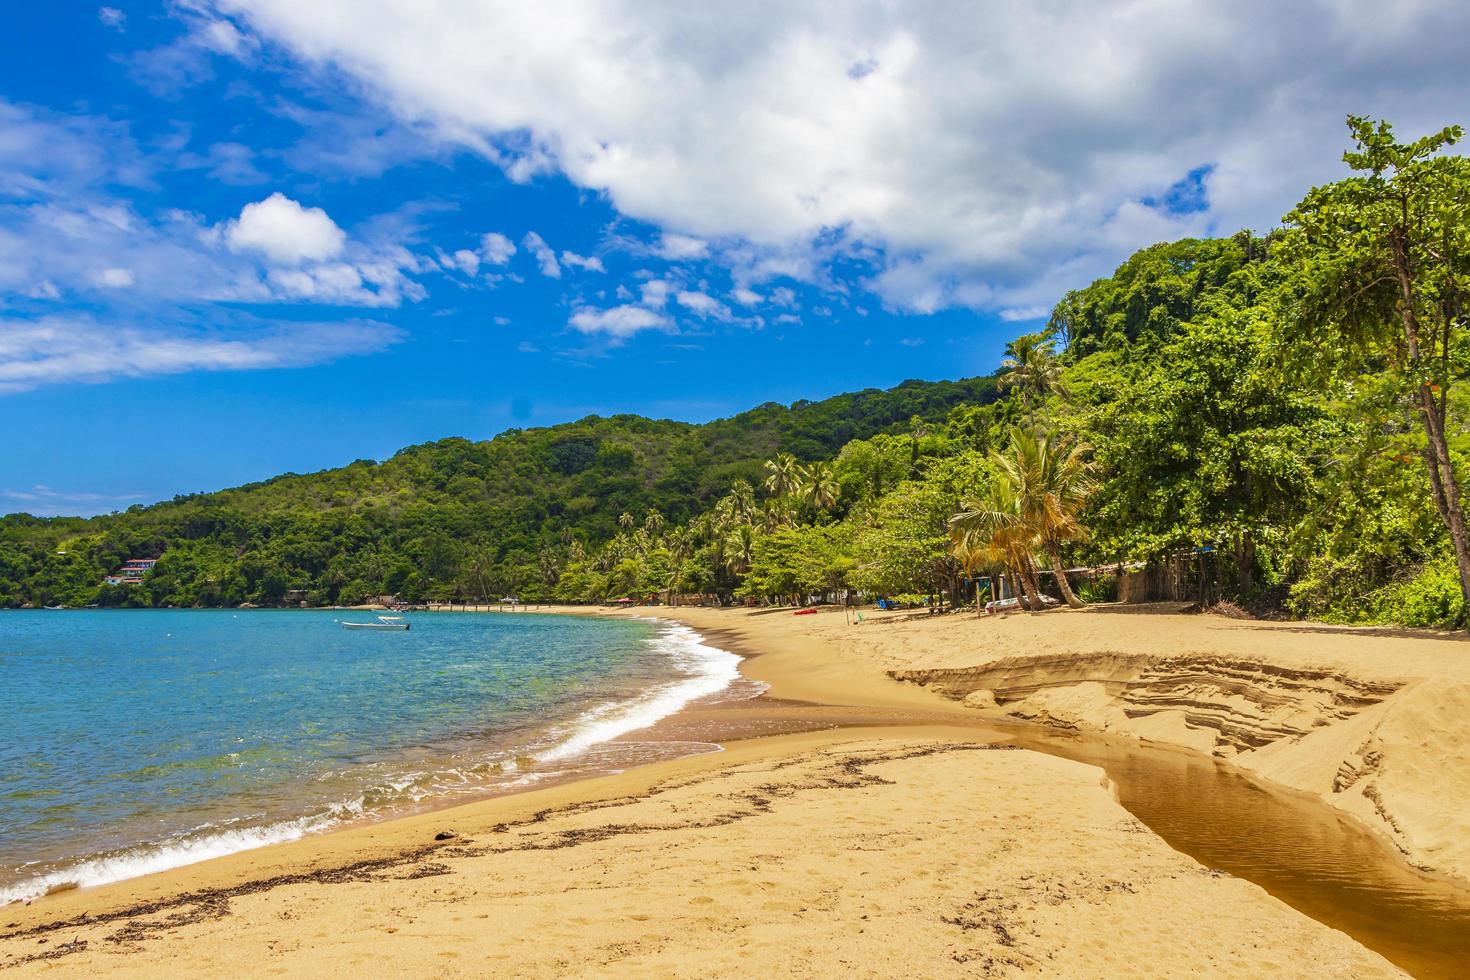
612;597;637;605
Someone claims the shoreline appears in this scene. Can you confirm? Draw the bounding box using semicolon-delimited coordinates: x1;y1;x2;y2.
5;604;1465;975
0;613;756;906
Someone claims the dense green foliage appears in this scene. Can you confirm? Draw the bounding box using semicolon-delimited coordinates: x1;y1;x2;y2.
10;117;1470;629
0;378;997;608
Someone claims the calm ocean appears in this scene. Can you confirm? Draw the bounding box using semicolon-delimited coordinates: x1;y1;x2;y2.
0;610;746;903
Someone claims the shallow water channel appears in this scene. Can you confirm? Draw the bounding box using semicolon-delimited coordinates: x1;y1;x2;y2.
1007;727;1470;979
665;691;1470;978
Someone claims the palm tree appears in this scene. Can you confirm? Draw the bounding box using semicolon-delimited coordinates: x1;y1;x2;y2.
988;430;1095;608
951;534;1003;617
799;461;840;517
949;478;1046;611
998;332;1067;417
725;524;758;576
724;479;758;524
643;508;665;535
618;511;636;530
538;550;561;589
763;453;802;498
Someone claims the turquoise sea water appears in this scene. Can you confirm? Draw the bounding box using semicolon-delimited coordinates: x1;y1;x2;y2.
0;610;744;902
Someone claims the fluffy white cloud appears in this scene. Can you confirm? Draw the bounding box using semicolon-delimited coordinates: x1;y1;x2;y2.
441;247;479;275
98;7;125;29
0;104;429;311
561;250;605;273
522;231;560;278
480;231;516;265
675;290;728;318
568;304;671;339
212;0;1470;311
224;192;346;265
732;286;763;306
0;315;401;393
639;279;671;308
656;233;708;261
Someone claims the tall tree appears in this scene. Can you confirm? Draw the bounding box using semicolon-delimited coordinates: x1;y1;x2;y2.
949;477;1045;611
998;331;1067;417
798;461;840;517
763;453;803;498
1279;116;1470;611
993;430;1095;608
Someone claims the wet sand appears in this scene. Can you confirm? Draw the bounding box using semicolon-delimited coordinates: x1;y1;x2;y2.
0;604;1431;977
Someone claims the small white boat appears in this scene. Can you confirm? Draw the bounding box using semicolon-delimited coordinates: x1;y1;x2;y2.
342;615;411;631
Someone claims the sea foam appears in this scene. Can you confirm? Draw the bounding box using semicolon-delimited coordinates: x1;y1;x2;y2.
535;620;746;762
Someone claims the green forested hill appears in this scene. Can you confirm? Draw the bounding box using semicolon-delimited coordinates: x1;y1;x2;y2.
0;376;998;607
11;118;1470;627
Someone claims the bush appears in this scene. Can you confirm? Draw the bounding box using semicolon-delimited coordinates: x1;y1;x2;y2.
1289;554;1463;628
1383;557;1464;628
1075;576;1118;604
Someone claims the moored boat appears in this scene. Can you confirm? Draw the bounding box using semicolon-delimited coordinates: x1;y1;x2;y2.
342;615;410;631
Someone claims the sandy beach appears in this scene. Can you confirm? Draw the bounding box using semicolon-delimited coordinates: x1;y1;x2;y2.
7;602;1464;976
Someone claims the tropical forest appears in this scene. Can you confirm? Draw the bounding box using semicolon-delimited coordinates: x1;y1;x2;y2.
6;118;1470;628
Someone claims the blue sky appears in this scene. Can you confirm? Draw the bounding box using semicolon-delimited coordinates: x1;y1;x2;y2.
5;2;1468;515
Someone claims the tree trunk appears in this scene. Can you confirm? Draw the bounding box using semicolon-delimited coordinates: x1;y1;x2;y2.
1016;559;1045;611
1045;541;1084;608
1393;226;1470;613
1416;384;1470;608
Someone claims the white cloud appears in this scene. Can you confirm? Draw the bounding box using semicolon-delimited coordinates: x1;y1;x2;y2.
675;290;728;318
213;0;1470;312
480;231;516;264
98;7;125;29
656;233;708;260
561;250;605;273
522;231;560;278
436;247;480;275
732;286;763;306
91;267;135;288
0;315;401;393
568;304;671;339
639;279;671;307
196;18;255;57
178;141;268;185
998;305;1049;322
224;192;346;265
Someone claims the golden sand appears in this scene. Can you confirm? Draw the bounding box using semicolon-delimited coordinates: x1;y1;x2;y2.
3;603;1435;977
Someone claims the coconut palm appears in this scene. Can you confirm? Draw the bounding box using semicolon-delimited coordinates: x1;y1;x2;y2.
724;479;758;524
763;453;802;498
949;477;1046;611
799;461;840;517
996;430;1093;608
998;332;1067;417
538;550;561;589
968;430;1093;608
643;508;665;534
618;511;636;530
725;524;758;576
951;534;1004;617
